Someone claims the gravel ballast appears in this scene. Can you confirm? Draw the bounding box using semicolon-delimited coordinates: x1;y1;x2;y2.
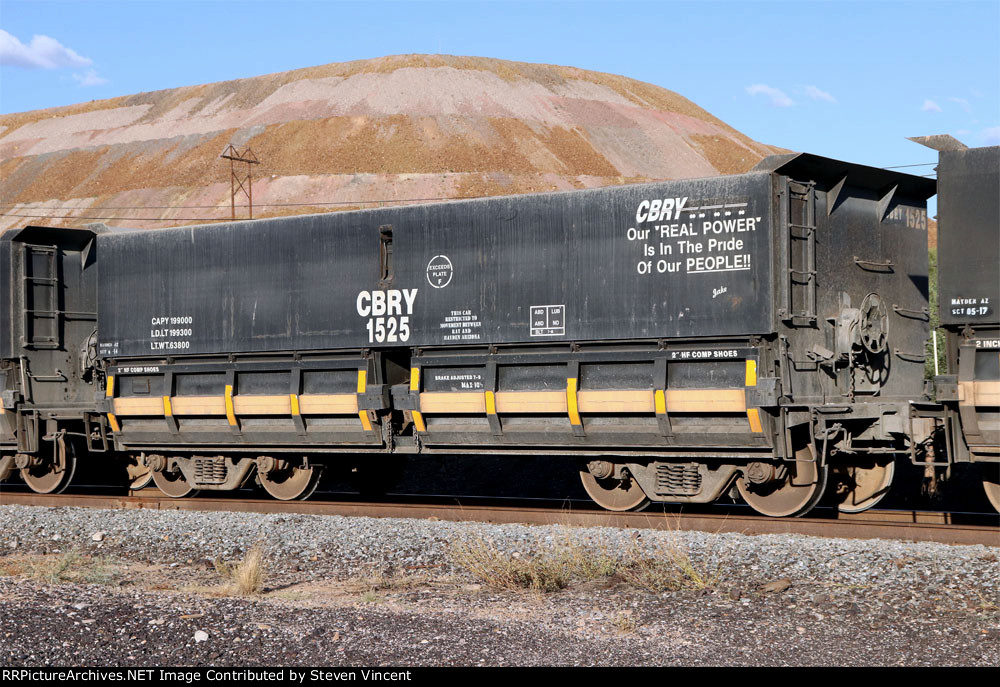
0;504;997;667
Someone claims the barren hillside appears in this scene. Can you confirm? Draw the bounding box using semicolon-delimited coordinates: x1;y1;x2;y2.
0;54;780;229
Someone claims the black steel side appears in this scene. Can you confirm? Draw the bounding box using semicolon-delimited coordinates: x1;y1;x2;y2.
97;174;777;357
937;146;1000;327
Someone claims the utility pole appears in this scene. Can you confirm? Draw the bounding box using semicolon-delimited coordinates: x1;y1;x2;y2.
220;144;260;220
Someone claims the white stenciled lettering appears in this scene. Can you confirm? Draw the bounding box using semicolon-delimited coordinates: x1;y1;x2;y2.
357;289;419;343
702;217;758;234
636;197;688;223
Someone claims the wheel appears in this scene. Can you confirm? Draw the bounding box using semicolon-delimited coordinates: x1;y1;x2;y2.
21;435;77;494
258;463;322;501
579;463;649;512
831;459;895;513
983;464;1000;513
152;466;198;498
737;459;828;517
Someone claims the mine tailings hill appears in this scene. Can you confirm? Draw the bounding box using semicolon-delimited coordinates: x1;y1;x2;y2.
0;54;780;230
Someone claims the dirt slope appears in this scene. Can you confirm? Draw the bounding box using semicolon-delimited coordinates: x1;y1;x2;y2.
0;54;780;229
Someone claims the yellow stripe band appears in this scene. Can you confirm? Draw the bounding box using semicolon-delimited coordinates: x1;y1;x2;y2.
567;378;581;426
162;396;173;417
106;376;120;432
485;390;497;415
745;360;761;432
654;389;666;415
289;394;300;416
410;368;425;431
357;369;373;431
225;385;237;426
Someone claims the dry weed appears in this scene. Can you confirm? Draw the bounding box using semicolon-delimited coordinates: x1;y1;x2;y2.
449;520;727;595
214;543;266;595
23;551;120;585
449;537;570;593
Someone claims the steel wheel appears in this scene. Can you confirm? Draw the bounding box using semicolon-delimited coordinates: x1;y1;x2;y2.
580;466;649;512
152;467;198;498
738;459;828;518
983;465;1000;513
259;464;322;501
21;436;77;494
831;459;895;513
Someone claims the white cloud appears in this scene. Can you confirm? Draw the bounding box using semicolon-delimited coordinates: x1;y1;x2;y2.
0;29;92;69
72;69;107;87
948;97;972;113
746;84;794;107
803;85;836;103
921;99;942;113
984;126;1000;144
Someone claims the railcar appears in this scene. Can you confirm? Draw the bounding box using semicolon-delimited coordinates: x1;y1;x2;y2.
0;148;994;515
913;139;1000;510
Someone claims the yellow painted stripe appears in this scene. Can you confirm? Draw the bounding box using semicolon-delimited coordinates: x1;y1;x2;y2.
745;360;761;431
654;389;666;415
290;394;300;416
420;392;488;413
162;396;173;417
665;389;746;413
577;390;655;413
106;376;120;432
567;378;581;426
224;385;237;426
409;368;425;430
357;369;372;431
485;390;497;415
494;391;567;413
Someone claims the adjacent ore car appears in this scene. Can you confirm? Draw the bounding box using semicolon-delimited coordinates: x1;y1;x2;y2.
915;139;1000;510
1;148;997;515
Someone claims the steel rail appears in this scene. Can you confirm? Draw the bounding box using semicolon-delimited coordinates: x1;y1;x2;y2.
1;491;997;547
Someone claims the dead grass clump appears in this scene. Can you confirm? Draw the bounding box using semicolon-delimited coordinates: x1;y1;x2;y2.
449;538;570;593
23;551;120;585
348;564;432;604
620;532;722;592
449;525;726;595
214;543;266;595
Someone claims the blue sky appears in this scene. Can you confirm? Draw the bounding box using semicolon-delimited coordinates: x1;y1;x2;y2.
1;0;998;187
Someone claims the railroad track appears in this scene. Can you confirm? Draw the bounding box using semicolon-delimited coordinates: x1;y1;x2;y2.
2;490;997;547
